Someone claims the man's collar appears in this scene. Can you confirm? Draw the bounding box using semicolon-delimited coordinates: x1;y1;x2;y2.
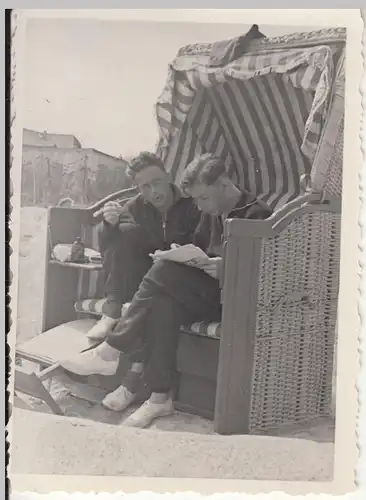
228;189;256;217
142;183;182;207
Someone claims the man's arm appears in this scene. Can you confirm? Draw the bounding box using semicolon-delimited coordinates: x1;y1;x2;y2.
198;256;223;279
97;197;139;253
117;197;140;226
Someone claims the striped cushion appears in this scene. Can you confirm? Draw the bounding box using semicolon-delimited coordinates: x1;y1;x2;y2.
181;321;221;339
74;298;221;339
74;298;130;318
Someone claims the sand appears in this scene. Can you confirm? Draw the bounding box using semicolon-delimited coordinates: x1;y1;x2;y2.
10;408;334;480
11;206;335;481
16;207;48;343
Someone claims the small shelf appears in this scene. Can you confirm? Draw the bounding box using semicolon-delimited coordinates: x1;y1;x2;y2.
49;260;103;271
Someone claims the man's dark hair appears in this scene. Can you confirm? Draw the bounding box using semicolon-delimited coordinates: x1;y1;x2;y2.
127;151;166;180
180;153;227;194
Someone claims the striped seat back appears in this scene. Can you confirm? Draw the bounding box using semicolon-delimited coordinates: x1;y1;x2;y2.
156;37;345;210
74;222;105;303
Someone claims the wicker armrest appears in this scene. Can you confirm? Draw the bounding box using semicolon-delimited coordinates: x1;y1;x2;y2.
224;196;341;241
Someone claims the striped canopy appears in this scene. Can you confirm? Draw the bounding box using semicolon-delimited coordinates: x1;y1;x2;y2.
155;32;345;209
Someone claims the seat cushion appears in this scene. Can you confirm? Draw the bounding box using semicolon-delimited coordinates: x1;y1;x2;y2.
181;321;221;339
74;298;130;317
74;298;221;339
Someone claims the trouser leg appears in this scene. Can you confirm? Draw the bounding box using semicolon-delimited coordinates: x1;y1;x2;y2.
143;294;190;393
109;260;221;347
107;260;222;392
97;223;154;319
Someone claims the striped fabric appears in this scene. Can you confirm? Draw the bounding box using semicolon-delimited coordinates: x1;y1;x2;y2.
181;321;221;339
156;44;344;209
74;298;221;339
74;298;130;317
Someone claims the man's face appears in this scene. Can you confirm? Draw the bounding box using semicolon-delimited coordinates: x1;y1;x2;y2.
134;165;172;209
188;181;225;215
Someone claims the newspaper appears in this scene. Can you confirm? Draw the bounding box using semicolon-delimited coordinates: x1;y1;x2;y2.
150;244;210;266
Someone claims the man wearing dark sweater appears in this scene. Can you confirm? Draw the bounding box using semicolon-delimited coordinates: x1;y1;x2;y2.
87;151;201;340
61;153;272;428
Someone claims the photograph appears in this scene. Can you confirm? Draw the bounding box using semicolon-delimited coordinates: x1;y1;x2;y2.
7;8;361;494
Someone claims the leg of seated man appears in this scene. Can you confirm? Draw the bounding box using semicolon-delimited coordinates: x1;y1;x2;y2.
110;259;222;346
123;293;200;428
102;288;219;426
87;223;154;340
102;348;145;412
61;261;221;420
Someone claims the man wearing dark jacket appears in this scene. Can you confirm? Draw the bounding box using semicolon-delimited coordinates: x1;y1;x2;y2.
61;153;272;427
87;151;201;340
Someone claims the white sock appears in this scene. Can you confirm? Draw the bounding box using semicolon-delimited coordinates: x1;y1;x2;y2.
131;362;144;373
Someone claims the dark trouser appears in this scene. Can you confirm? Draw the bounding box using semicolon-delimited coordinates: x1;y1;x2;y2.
98;223;154;320
107;260;222;394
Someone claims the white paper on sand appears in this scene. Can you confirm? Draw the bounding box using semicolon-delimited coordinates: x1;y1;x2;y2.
150;244;209;265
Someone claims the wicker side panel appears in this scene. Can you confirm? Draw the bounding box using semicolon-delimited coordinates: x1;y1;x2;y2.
324;117;344;197
249;210;340;432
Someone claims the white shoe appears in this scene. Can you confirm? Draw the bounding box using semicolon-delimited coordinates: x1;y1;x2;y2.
123;398;174;428
102;385;137;412
60;344;120;376
86;316;119;340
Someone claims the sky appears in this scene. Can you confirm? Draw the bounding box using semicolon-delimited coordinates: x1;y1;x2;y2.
23;18;320;159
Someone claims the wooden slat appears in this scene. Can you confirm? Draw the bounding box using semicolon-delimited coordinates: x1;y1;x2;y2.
176;373;216;420
38;363;63;382
88;187;138;213
43;207;90;332
177;334;219;381
14;368;63;415
214;233;262;434
13;393;34;411
174;402;214;421
49;260;102;271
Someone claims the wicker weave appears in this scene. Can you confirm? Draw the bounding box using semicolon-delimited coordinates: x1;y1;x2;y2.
177;27;346;58
249;210;340;432
324;118;344;197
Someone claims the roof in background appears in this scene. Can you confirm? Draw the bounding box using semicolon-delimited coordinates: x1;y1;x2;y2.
22;144;128;163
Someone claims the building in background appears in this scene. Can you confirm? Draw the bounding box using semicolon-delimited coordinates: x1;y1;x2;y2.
23;128;82;149
22;129;132;207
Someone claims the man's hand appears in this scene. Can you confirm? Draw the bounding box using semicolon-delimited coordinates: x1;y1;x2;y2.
197;256;222;279
100;201;121;226
150;243;181;263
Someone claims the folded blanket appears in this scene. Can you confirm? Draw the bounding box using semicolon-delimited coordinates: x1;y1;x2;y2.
208;24;265;67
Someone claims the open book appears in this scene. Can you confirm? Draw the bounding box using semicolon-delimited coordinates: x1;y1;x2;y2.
150;244;209;266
